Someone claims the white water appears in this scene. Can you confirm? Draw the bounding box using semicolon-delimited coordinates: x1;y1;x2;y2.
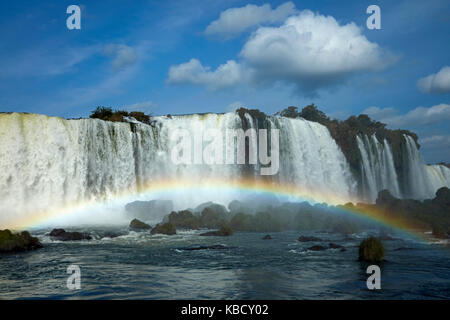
357;133;450;202
0;112;356;227
357;135;401;202
403;135;450;199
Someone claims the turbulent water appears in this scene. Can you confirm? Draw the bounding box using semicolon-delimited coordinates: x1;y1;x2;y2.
357;135;401;202
0;228;449;299
0;112;449;227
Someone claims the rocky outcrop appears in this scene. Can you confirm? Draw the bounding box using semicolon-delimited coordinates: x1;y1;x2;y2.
129;219;151;230
358;237;385;262
168;210;200;229
151;223;176;235
0;230;43;253
49;229;92;241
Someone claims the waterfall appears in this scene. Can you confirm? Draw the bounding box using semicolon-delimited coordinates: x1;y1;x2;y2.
356;134;401;202
1;112;449;226
403;135;450;199
0;112;357;226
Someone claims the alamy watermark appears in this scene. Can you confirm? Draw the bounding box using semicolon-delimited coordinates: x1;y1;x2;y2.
366;265;381;290
170;128;279;175
67;264;81;290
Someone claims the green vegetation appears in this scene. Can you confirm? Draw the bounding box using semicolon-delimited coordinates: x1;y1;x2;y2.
366;187;450;237
89;106;151;124
235;107;267;127
358;237;385;262
0;229;42;253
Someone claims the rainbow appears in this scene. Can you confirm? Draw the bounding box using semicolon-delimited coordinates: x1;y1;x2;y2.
6;177;428;241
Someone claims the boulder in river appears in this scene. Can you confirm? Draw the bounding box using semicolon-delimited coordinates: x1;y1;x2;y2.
129;218;151;230
151;222;176;235
358;237;385;262
0;229;43;253
49;229;92;241
262;235;272;240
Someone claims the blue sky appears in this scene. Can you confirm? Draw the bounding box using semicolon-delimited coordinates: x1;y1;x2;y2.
0;0;449;162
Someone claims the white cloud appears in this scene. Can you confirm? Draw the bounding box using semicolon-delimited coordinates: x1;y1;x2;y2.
362;106;397;119
122;101;156;113
0;45;99;78
363;104;450;128
417;66;450;94
103;44;137;71
167;58;245;90
420;135;450;148
170;10;394;95
240;10;393;93
205;2;296;38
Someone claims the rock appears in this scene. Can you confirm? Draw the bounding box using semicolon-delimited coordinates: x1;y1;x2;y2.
0;229;43;253
358;237;385;262
262;235;272;240
168;210;200;229
329;243;344;249
129;218;151;230
433;187;450;208
151;222;176;235
307;245;327;251
376;189;398;207
49;229;92;241
194;202;228;217
298;235;322;242
200;226;234;237
200;207;226;229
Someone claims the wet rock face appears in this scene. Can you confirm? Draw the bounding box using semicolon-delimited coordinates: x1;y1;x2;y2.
0;229;43;253
129;219;151;230
168;210;200;229
151;222;176;235
49;229;92;241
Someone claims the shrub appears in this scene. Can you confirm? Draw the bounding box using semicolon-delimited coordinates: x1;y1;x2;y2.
358;237;385;262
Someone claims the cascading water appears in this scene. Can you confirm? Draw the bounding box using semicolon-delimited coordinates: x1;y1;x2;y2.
1;112;449;227
403;134;450;199
0;112;357;226
357;134;401;202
